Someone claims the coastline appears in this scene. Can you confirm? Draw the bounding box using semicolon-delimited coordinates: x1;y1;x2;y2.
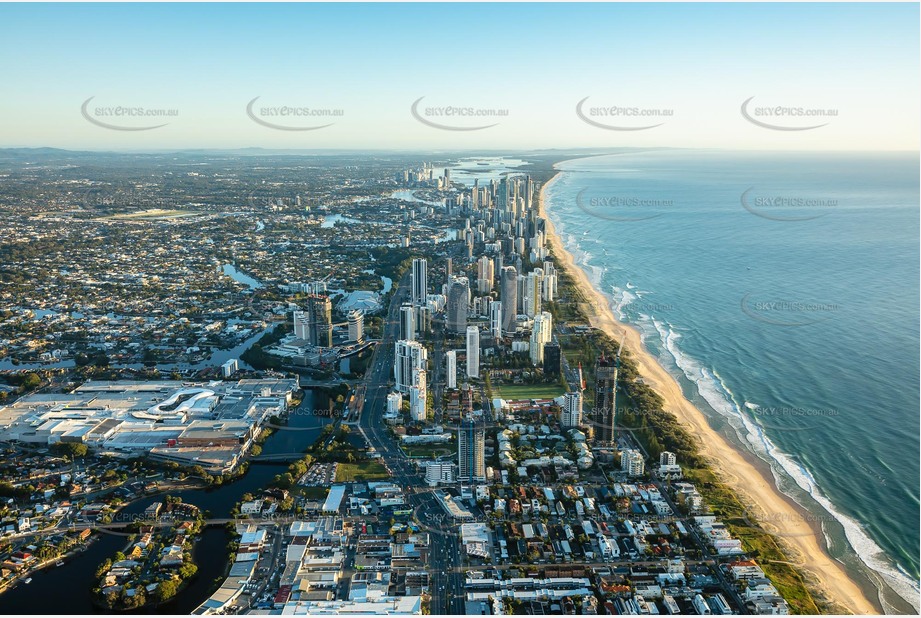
537;169;880;615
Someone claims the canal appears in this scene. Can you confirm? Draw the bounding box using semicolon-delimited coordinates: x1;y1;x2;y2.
0;390;332;614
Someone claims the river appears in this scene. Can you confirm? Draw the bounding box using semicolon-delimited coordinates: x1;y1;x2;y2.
0;391;332;614
221;264;262;290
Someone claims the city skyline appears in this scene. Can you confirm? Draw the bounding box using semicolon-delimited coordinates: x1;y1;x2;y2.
0;2;916;615
0;2;917;151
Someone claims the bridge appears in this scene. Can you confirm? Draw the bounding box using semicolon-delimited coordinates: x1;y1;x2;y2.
250;452;311;463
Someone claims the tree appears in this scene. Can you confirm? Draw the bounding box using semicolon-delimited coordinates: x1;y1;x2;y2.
103;589;118;609
20;372;42;390
121;587;145;609
95;558;112;579
178;562;198;579
154;578;180;603
52;442;88;458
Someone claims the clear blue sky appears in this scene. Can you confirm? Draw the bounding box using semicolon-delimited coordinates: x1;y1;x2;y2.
0;2;917;150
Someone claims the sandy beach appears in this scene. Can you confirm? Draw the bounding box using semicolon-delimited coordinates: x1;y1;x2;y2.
538;171;879;615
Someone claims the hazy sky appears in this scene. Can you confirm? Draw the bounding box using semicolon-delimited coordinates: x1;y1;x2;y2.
0;2;917;151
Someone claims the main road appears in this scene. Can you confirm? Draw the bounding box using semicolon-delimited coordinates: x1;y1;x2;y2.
354;268;466;614
356;269;420;487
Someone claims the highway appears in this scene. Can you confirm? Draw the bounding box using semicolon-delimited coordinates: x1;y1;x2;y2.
354;268;466;614
355;269;420;487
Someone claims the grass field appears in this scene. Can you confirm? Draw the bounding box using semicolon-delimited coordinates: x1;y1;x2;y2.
334;461;390;482
496;383;565;401
401;445;454;459
295;486;330;500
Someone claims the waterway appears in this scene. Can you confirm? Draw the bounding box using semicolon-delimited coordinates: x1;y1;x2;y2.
0;391;331;614
221;264;262;290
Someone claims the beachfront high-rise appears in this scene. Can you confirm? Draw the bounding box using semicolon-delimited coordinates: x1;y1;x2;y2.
500;266;517;336
496;177;509;214
523;270;543;318
530;311;552;366
594;354;618;445
458;418;486;482
466;325;480;379
411;258;427;306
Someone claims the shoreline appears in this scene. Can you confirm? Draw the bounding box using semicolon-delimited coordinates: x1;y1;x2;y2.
537;169;881;615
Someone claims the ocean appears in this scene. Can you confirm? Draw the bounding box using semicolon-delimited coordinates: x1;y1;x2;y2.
543;150;920;612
